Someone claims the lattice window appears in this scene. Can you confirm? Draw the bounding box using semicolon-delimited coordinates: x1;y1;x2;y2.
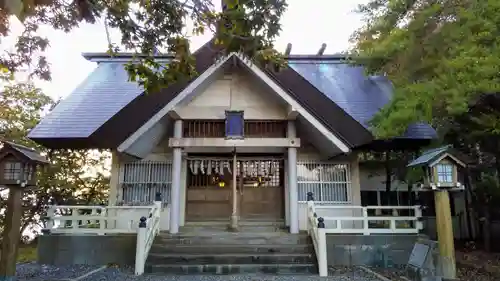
436;164;453;183
4;162;21;180
119;161;172;205
297;161;351;203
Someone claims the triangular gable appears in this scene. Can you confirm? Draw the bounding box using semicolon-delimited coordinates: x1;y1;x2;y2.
117;53;355;154
86;41;223;149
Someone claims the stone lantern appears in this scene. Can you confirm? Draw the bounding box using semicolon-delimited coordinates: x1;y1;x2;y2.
0;140;48;279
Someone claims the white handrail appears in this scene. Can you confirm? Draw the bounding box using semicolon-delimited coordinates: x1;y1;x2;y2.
306;199;328;277
305;192;423;277
44;205;156;235
135;200;162;275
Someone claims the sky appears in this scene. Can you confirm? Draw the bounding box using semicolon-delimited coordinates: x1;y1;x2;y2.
3;0;368;101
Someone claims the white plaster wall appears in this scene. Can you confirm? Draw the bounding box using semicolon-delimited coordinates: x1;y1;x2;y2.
175;72;288;120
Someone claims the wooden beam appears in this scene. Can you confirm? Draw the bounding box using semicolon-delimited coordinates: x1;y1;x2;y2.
285;43;292;56
317;43;327;55
169;137;301;148
434;190;457;279
0;186;23;279
287;105;299;120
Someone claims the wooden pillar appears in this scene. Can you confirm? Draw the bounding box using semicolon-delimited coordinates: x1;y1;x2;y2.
230;151;238;230
434;190;456;279
0;187;23;279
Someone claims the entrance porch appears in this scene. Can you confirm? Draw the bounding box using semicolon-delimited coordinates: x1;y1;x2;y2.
165;119;301;234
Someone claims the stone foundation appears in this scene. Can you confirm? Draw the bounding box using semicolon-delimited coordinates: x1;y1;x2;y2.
37;234;137;266
326;234;418;267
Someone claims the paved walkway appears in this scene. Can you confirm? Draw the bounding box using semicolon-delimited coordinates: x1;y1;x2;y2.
16;264;385;281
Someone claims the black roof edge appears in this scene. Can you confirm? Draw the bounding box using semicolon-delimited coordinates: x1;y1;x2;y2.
82;52;355;62
82;52;176;61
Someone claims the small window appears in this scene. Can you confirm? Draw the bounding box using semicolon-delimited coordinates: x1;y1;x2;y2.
4;162;22;180
225;111;244;139
436;164;453;183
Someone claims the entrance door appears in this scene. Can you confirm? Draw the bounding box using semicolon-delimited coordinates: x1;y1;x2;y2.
185;158;233;220
238;159;284;220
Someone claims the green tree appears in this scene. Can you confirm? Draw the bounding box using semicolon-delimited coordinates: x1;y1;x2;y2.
350;0;500;138
351;0;500;251
1;0;288;93
0;83;110;240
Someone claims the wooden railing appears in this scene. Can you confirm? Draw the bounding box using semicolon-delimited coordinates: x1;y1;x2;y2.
183;120;287;138
43;193;164;276
305;192;424;277
135;197;162;275
43;205;154;234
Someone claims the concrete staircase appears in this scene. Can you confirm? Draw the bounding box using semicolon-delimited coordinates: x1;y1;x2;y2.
145;223;318;275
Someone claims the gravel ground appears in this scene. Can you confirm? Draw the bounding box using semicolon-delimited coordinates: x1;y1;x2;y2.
367;266;406;281
369;264;500;281
15;263;103;281
15;264;385;281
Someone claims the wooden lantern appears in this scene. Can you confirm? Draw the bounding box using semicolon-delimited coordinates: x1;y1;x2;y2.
408;145;466;191
0;140;48;279
407;145;468;279
0;141;48;187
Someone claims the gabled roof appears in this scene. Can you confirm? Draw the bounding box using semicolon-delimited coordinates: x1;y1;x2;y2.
288;61;436;139
118;52;352;155
0;141;48;164
407;145;466;168
28;42;437;150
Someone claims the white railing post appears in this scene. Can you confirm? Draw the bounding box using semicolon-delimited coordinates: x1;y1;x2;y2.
317;217;328;277
135;216;147;275
390;219;396;232
362;207;369;235
46;207;55;229
415;205;423;231
307;192;315;216
154;192;162;235
99;207;107;235
71;207;78;230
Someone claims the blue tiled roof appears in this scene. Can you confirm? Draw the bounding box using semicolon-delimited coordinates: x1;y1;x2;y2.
28;63;144;139
288;60;436;139
29;55;436;144
407;145;451;167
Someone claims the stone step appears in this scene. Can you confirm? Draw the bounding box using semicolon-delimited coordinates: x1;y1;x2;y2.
181;225;287;232
159;230;305;237
147;253;315;264
149;243;314;254
154;236;310;245
155;233;310;245
145;263;318;275
181;220;287;233
184;219;285;226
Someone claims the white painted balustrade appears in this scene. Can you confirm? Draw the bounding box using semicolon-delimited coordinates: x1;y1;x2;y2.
305;192;424;277
135;199;162;275
44;204;157;235
43;193;164;276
